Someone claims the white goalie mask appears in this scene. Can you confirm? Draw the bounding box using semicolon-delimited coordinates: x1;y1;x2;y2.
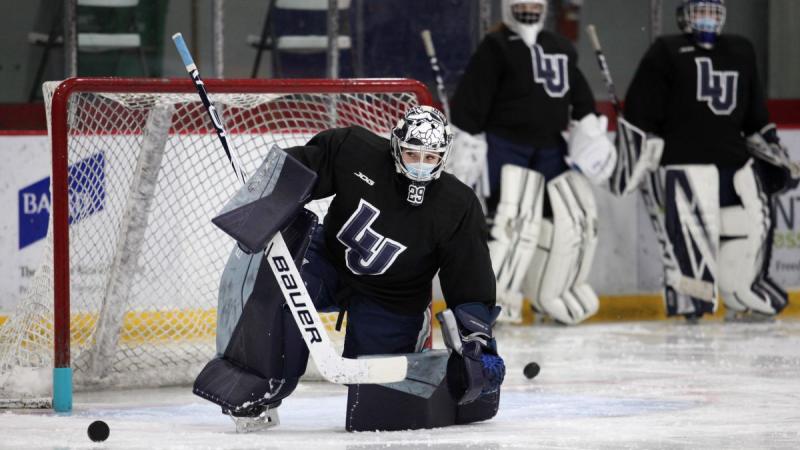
502;0;547;47
390;106;453;205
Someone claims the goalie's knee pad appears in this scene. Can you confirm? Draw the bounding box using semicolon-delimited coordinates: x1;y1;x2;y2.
661;165;720;317
489;165;545;323
718;160;788;316
522;171;600;325
345;349;501;432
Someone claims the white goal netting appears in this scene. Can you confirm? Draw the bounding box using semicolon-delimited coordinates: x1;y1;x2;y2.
0;78;429;407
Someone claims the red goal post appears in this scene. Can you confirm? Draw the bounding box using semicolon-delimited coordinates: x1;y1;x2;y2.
0;77;433;410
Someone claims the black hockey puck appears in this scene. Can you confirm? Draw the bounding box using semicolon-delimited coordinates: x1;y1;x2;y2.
87;420;110;442
523;362;540;379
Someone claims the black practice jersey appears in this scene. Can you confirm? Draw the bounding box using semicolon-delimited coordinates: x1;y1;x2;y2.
450;26;596;147
285;126;495;316
624;34;770;166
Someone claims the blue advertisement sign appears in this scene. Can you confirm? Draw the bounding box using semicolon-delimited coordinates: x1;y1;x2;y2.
18;152;106;249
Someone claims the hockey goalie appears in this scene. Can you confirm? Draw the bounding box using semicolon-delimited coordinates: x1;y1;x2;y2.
447;0;616;325
192;106;506;432
623;0;799;321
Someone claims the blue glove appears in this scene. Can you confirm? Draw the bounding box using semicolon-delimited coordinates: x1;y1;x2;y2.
437;302;505;405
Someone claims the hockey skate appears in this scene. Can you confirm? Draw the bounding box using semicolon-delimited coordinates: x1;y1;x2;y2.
225;404;280;433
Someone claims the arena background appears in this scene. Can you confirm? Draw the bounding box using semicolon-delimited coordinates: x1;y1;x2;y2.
1;0;798;324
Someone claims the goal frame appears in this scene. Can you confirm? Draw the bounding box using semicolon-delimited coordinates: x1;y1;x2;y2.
47;77;433;410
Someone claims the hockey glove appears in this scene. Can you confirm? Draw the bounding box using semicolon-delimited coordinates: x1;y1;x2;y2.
746;125;800;194
437;302;505;405
566;114;617;185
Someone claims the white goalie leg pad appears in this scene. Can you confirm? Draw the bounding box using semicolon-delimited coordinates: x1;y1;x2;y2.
522;171;600;325
662;165;720;316
489;165;545;323
718;160;785;315
610;117;664;196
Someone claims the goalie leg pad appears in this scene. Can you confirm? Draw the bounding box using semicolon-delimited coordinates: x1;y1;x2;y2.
194;211;317;415
215;147;318;353
488;165;545;323
662;165;720;317
346;350;456;431
345;350;500;431
522;171;600;324
718;160;788;315
485;134;537;214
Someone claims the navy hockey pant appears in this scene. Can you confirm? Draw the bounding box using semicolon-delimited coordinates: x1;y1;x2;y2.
302;226;427;359
485;133;570;217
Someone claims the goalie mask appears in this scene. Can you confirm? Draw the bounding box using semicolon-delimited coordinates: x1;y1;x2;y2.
391;106;453;206
676;0;726;50
502;0;547;47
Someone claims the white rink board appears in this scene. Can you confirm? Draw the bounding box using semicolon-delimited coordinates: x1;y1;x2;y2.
0;135;51;312
2;131;800;314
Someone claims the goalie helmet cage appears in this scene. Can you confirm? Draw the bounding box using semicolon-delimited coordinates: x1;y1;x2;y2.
0;77;433;411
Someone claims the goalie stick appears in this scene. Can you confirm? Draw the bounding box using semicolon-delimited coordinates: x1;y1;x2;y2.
585;25;622;116
420;29;450;118
422;29;490;207
172;33;407;384
586;26;708;304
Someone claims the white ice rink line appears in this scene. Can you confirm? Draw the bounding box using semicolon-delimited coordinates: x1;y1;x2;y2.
2;320;800;449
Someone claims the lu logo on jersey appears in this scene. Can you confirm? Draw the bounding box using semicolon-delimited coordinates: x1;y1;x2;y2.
336;199;407;275
695;57;738;115
531;45;569;98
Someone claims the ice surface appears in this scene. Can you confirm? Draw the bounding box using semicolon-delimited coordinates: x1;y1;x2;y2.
2;320;800;449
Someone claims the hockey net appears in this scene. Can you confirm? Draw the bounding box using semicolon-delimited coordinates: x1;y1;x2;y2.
0;78;432;407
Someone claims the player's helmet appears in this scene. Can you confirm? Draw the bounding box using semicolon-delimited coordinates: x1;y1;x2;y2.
502;0;547;47
676;0;726;50
391;106;453;205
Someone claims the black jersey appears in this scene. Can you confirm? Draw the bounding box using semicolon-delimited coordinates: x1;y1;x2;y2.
285;126;495;316
624;34;771;166
450;26;596;148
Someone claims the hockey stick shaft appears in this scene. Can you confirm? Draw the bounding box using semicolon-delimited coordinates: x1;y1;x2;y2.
171;33;407;384
172;33;248;185
420;29;450;118
585;25;622;116
584;28;675;299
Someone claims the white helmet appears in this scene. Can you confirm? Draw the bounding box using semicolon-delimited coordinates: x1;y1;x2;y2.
390;106;453;205
502;0;547;47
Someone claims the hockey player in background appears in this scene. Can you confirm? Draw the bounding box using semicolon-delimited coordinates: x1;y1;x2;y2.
194;106;505;431
624;0;798;321
447;0;616;325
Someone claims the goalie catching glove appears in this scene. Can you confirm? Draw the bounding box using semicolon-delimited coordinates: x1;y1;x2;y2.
745;124;800;194
566;114;617;185
437;303;505;405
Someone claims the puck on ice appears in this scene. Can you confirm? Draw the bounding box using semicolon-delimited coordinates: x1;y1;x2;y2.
523;362;540;379
87;420;110;442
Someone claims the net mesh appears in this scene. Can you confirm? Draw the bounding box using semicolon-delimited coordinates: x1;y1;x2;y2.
0;79;425;405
